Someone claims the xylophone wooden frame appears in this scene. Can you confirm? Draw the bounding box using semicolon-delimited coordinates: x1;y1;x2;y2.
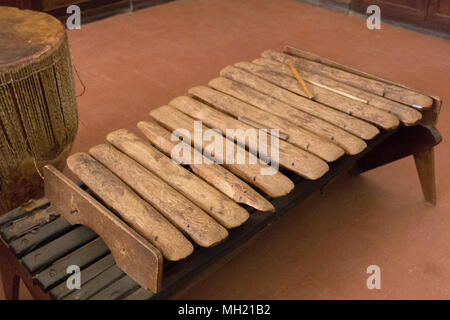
0;46;443;299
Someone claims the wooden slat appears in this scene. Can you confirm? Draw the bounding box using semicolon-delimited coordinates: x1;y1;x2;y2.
105;131;248;233
137;120;275;212
89;275;139;300
66;153;193;261
235;61;400;130
21;226;97;273
123;287;154;300
208;77;368;155
253;57;422;126
141;115;326;181
0;206;58;243
50;254;116;299
9;216;72;257
0;198;49;228
189;85;367;157
263;50;433;109
63;265;125;300
283;46;440;126
34;238;109;291
148;106;295;195
220;65;379;140
166;95;330;174
45;165;164;292
175;93;345;161
90;144;242;235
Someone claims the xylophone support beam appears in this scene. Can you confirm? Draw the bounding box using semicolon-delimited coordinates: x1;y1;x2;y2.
350;124;441;205
43;165;164;293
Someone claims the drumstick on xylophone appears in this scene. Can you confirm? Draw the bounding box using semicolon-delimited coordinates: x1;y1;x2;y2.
287;59;314;100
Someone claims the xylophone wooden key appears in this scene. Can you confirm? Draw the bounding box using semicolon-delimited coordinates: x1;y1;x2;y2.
66;153;194;261
262;50;433;109
189;85;367;156
149;105;296;196
234;61;400;130
137;120;275;212
165;95;330;176
219;65;379;140
89;144;234;241
172;94;344;162
106;129;250;228
252;57;422;126
206;77;367;154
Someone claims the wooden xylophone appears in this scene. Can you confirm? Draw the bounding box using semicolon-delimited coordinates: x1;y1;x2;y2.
29;46;441;296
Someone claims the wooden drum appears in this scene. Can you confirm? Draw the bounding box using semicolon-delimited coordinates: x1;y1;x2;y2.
0;7;78;214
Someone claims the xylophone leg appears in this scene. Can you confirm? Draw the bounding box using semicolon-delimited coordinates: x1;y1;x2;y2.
350;125;441;205
414;148;436;206
1;267;20;300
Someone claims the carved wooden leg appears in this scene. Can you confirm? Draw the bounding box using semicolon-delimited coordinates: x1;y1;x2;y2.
413;148;436;205
1;268;20;300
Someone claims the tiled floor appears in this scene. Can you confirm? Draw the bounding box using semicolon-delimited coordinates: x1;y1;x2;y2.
1;0;450;299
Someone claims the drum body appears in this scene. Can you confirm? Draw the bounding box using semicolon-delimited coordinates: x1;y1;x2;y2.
0;7;78;214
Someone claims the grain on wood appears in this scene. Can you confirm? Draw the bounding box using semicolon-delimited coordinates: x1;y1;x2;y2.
235;61;400;130
178;92;344;161
220;65;379;140
262;50;433;109
105;129;247;228
169;94;329;176
137;120;275;212
208;77;368;155
193;83;366;156
149;105;295;196
90;144;245;234
253;57;422;126
66;153;194;261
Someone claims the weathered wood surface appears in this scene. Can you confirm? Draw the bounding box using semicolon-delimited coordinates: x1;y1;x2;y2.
235;61;400;130
263;50;433;109
106;129;247;228
137;120;275;212
180;92;344;161
284;46;440;126
253;57;423;126
0;205;58;242
45;164;165;292
63;265;125;300
220;65;379;140
89;274;139;300
414;148;436;205
35;238;109;291
190;84;367;157
9;216;72;257
149;105;295;195
21;226;97;273
351;124;441;173
65;153;192;261
90;144;242;236
208;77;369;155
168;94;330;175
50;254;116;299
